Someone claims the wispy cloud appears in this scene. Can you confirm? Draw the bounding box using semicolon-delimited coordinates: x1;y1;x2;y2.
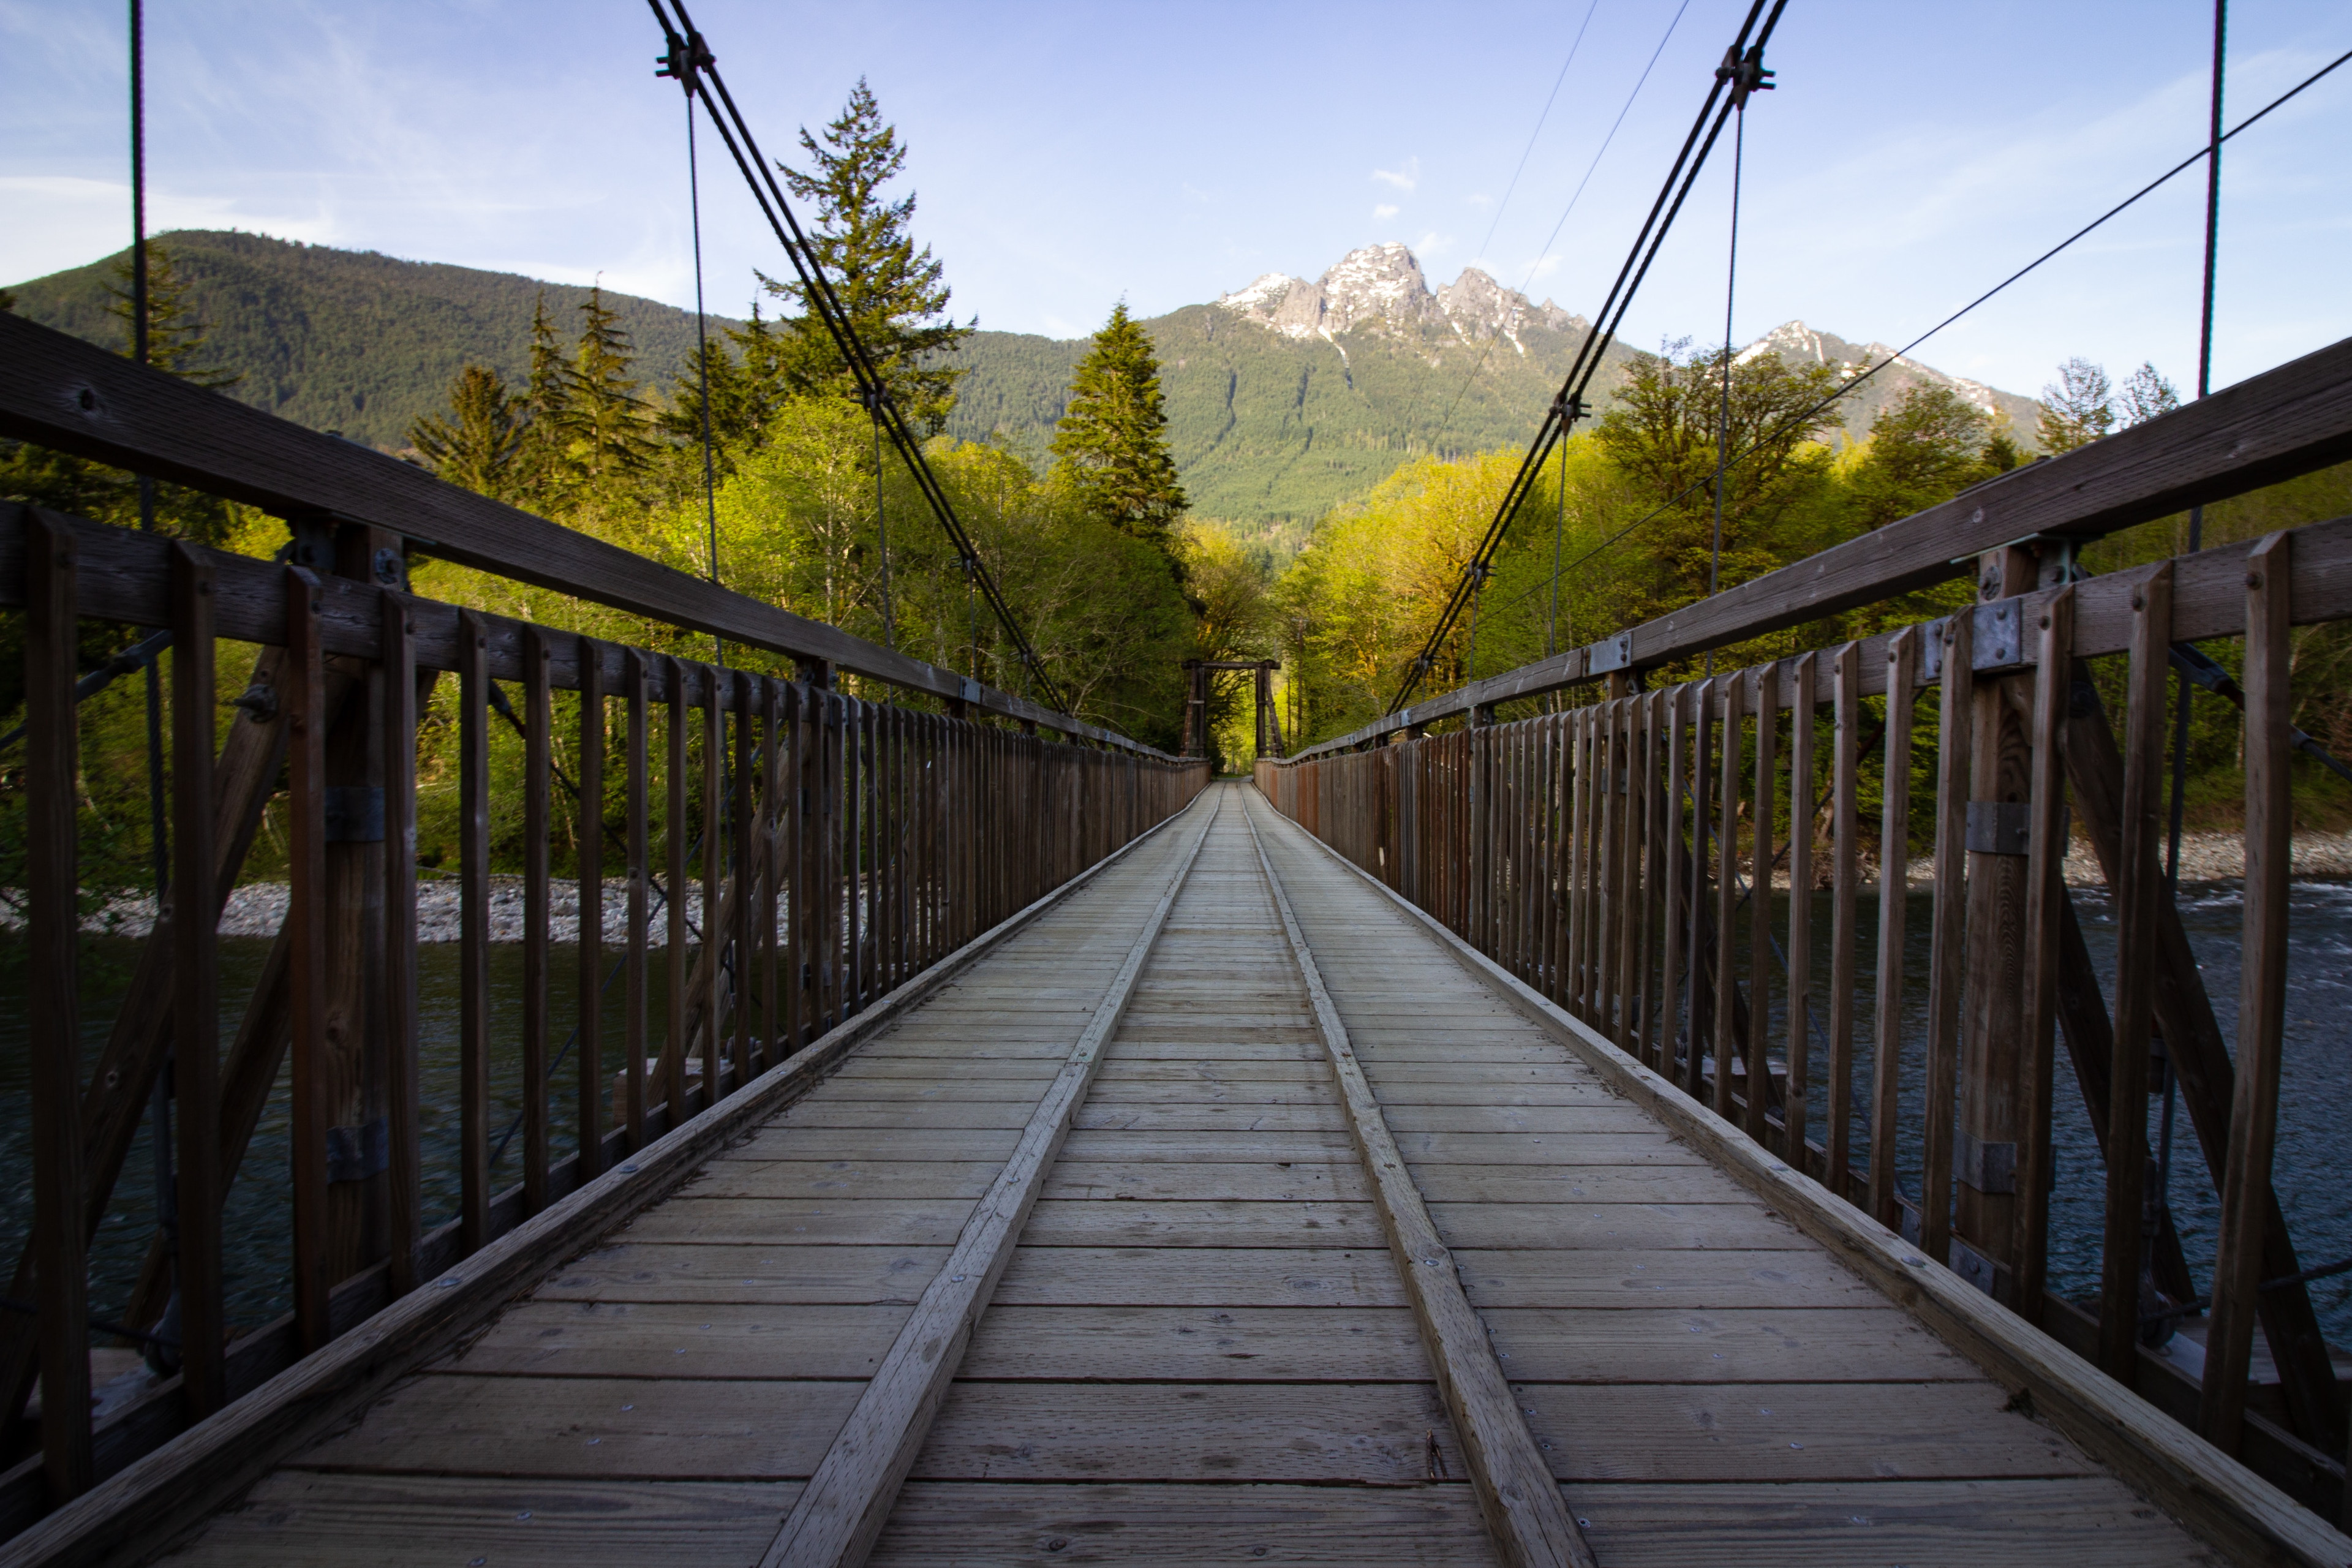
1371;157;1419;193
1373;203;1398;221
1417;230;1453;258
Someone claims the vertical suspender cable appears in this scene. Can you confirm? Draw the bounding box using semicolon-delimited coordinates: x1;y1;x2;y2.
1706;101;1747;676
1547;445;1566;661
2157;0;2226;1291
867;391;894;650
683;84;724;668
130;0;182;1365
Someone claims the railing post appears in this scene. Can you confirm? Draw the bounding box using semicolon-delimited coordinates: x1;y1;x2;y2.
168;543;226;1417
24;514;93;1499
2199;534;2293;1453
1956;545;2038;1300
283;565;331;1351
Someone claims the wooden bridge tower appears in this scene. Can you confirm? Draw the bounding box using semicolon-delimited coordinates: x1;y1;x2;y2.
1180;658;1283;763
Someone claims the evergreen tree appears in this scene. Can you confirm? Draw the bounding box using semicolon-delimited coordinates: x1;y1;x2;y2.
1051;303;1188;546
763;79;971;433
513;293;572;505
409;364;524;500
557;286;659;500
2119;361;2182;426
2037;356;2114;453
105;241;240;388
662;304;790;467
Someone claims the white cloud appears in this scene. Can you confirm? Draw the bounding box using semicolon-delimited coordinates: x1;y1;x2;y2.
0;175;342;284
1373;203;1399;221
1417;230;1453;258
1464;193;1493;208
1371;157;1420;193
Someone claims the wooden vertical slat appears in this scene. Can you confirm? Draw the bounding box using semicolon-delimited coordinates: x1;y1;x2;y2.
1785;652;1816;1163
845;697;865;1017
576;639;606;1183
2100;564;2171;1385
1826;644;1862;1199
1636;691;1663;1069
1598;701;1624;1038
379;586;421;1302
760;679;780;1071
457;613;491;1254
780;680;807;1057
1920;610;1975;1273
1747;668;1777;1140
1713;671;1743;1124
167;543;225;1417
701;669;724;1095
1662;685;1689;1087
2199;533;2293;1453
1868;629;1919;1227
624;649;649;1151
521;627;552;1213
731;670;754;1088
24;515;93;1497
2013;587;2073;1322
1569;706;1593;1016
1683;679;1714;1101
283;565;331;1352
664;657;690;1125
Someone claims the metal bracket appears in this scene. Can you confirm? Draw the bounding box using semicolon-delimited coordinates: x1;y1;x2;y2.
325;786;386;843
1586;631;1632;675
1955;1130;2018;1194
1920;600;2027;681
1965;801;2031;856
326;1116;390;1184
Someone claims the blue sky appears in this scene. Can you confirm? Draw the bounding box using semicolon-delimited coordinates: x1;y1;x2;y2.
3;1;2346;402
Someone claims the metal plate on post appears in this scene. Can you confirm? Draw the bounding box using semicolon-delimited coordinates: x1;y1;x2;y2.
325;1117;391;1184
1955;1129;2018;1194
1964;801;2031;856
1586;631;1633;675
1921;602;2027;683
324;786;386;843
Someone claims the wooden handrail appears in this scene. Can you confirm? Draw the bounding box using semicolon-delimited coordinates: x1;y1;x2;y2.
0;312;1164;755
1291;330;2352;756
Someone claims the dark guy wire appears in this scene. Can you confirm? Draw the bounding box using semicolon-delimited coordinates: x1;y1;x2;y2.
1390;0;1786;715
1461;37;2352;653
1704;95;1749;675
647;0;1073;715
1430;0;1693;452
680;77;725;668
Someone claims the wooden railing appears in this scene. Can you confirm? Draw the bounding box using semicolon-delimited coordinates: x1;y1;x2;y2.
1259;330;2352;1523
0;312;1207;1531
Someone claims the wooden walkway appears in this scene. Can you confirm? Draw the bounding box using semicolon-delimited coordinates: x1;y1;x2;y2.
154;783;2217;1567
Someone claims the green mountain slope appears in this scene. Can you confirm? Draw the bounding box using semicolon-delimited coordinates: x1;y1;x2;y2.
6;229;739;451
8;232;2040;548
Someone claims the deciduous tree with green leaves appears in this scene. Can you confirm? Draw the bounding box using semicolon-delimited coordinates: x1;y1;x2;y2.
2038;356;2116;453
1052;302;1188;549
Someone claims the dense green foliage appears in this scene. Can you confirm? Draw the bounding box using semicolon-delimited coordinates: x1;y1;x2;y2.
6;230;734;451
1050;303;1187;545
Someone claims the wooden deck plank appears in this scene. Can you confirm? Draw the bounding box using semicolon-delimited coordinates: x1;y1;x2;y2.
868;1482;1501;1567
1520;1382;2101;1482
913;1381;1466;1484
159;1472;801;1567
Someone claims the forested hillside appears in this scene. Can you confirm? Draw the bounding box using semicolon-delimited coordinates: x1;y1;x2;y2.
6;230;737;450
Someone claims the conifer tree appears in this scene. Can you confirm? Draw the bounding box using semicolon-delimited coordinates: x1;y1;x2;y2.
558;286;658;500
1051;303;1188;545
106;241;240;388
2037;356;2115;453
409;364;524;500
764;79;971;432
2118;361;2182;427
513;293;572;505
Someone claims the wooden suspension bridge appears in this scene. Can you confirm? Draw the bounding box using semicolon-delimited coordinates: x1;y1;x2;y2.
4;305;2352;1567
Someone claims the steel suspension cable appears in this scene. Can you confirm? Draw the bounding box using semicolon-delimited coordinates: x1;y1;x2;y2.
649;0;1072;714
1389;0;1786;715
1457;37;2352;649
1705;98;1747;675
682;85;724;667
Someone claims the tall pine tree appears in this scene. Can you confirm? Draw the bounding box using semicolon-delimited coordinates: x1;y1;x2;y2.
408;364;524;500
557;285;658;502
1052;303;1187;546
763;79;971;433
105;240;239;389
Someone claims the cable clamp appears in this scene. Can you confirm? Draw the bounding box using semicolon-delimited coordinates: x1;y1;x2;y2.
1717;43;1775;108
1550;393;1591;421
655;29;714;91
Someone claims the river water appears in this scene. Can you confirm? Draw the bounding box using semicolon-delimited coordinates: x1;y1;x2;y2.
1;878;2348;1346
